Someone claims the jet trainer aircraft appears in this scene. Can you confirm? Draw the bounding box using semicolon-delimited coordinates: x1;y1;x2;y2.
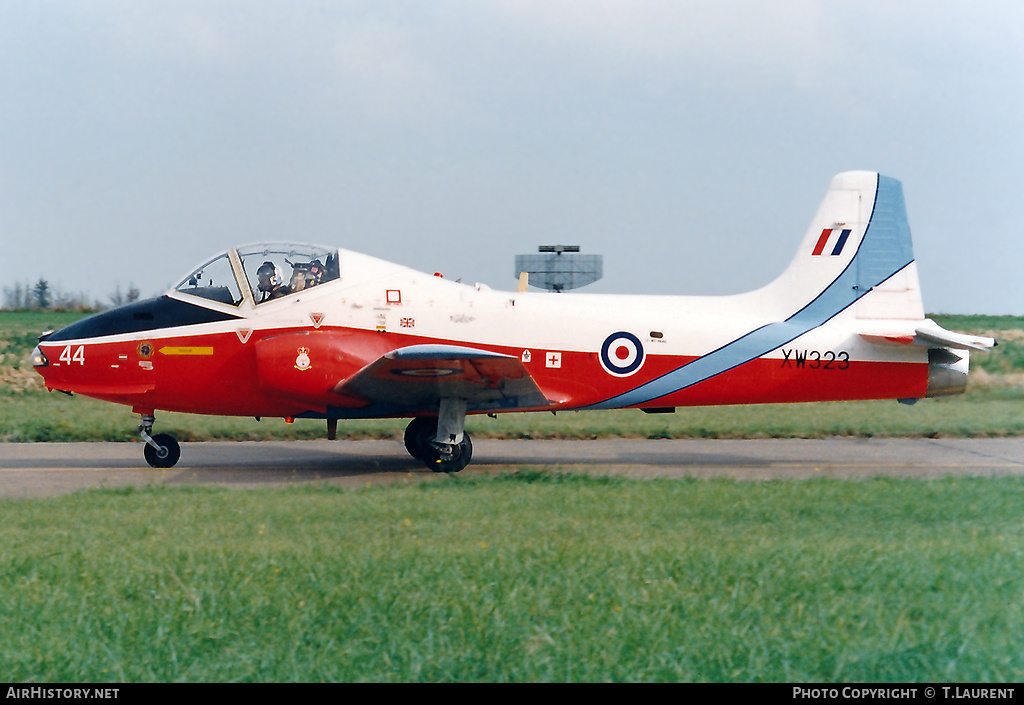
33;172;994;472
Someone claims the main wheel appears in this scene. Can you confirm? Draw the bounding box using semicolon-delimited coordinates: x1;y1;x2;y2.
144;433;181;468
423;433;473;474
404;417;438;460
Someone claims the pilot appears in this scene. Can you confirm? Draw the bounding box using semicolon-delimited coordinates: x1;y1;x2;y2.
289;259;325;293
308;259;325;285
256;261;289;301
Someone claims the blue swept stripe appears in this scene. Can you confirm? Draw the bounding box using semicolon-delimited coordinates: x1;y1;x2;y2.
585;174;915;410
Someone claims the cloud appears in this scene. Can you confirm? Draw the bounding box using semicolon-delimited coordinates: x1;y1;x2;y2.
487;0;830;81
325;15;463;120
2;1;1021;311
480;0;1024;104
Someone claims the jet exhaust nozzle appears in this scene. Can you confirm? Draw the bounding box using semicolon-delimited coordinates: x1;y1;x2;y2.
925;348;970;398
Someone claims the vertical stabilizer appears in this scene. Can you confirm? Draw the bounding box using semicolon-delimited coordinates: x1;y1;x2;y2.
767;171;923;322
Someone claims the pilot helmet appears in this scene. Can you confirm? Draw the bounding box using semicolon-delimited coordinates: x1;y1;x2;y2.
256;261;281;292
309;259;327;286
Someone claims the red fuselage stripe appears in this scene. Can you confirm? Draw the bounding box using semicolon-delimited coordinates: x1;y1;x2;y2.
39;326;929;418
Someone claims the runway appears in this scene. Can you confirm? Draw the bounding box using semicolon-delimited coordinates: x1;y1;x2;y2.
3;437;1024;498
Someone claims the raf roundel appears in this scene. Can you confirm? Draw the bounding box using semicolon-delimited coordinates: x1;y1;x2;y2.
600;332;645;377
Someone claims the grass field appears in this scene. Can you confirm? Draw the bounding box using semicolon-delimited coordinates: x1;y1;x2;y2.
3;311;1024;683
2;473;1023;682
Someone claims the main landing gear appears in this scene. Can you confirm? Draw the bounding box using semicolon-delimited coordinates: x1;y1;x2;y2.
403;398;472;473
139;413;180;468
135;403;471;473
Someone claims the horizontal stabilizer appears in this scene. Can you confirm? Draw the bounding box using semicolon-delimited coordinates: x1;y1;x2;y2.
336;344;556;411
859;319;996;352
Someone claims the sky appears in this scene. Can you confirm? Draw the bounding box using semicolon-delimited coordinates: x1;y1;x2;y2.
1;0;1022;313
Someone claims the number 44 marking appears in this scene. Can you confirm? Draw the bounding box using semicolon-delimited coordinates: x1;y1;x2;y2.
60;345;85;366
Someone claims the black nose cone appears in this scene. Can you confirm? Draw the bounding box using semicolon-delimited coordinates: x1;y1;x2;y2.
44;296;242;342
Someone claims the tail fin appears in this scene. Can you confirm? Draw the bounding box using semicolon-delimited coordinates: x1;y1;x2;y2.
768;170;924;321
587;172;992;410
770;171;994;399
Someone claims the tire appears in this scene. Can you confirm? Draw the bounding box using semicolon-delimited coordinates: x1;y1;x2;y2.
404;417;437;460
425;433;473;474
144;433;181;468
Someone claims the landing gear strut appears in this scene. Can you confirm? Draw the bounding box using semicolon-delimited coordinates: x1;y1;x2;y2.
403;399;472;473
139;413;180;468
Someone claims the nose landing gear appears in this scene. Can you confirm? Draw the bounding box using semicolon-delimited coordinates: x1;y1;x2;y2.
139;413;181;468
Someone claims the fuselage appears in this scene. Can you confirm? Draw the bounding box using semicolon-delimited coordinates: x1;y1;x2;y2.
35;242;930;421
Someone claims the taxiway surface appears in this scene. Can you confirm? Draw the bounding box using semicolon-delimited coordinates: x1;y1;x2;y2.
3;437;1024;498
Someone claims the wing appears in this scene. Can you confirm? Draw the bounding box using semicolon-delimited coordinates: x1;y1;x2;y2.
336;344;558;412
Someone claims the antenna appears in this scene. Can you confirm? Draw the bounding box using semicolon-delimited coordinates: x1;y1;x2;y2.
514;245;603;293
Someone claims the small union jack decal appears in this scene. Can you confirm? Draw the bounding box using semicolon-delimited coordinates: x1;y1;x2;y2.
811;228;852;257
400;318;415;328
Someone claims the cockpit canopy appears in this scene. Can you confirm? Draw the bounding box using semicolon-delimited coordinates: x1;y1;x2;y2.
174;243;340;307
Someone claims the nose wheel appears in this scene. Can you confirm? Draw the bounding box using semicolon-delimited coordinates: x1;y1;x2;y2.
139;414;181;468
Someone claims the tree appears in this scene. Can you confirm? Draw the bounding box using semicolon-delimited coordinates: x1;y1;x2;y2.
33;279;50;310
109;283;124;308
2;279;98;312
109;283;142;308
2;282;30;310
